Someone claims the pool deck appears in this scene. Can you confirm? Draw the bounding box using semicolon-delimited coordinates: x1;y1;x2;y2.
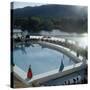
13;35;87;86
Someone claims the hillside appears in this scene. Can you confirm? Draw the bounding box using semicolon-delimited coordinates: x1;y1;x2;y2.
11;4;88;33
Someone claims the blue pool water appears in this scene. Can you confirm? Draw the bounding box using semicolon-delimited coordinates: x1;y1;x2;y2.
13;43;75;75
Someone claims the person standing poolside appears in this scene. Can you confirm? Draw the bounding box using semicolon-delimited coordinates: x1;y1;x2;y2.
27;65;33;79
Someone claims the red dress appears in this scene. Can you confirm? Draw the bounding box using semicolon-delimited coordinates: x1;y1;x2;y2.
27;67;33;79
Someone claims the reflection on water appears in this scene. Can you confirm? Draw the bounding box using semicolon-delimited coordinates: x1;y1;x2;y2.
76;36;87;48
40;29;88;49
63;36;88;49
13;42;76;75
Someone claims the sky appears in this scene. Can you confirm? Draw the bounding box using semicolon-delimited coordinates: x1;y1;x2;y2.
11;1;87;11
12;2;47;9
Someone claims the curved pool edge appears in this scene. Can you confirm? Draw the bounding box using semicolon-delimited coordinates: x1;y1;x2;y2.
13;35;88;86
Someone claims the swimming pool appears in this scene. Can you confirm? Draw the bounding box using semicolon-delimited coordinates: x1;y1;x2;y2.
13;42;76;75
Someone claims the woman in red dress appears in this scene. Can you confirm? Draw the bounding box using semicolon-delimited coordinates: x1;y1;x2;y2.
27;65;33;79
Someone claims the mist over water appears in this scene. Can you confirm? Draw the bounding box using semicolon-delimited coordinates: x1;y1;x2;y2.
40;29;88;48
13;29;88;48
40;29;69;36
